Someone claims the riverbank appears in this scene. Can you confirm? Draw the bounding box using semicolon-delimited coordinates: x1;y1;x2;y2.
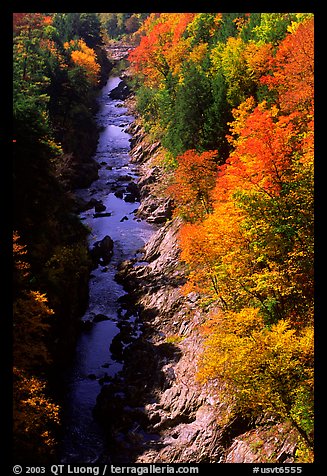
93;77;301;463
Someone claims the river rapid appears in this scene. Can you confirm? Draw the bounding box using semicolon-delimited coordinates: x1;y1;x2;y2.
59;75;155;463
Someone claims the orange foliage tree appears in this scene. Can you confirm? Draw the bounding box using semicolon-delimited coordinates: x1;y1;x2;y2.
128;13;196;86
180;97;313;324
261;18;314;116
167;149;219;222
179;199;244;308
129;12;314;460
178;22;314;456
13;13;51;33
223;99;299;198
64;39;100;84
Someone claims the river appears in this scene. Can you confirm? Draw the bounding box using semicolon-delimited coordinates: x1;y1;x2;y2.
59;75;155;463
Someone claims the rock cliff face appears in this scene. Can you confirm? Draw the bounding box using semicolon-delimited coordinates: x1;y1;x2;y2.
94;96;300;465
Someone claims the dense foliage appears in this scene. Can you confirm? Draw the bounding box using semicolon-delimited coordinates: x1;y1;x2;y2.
129;13;314;462
99;13;149;40
13;13;110;461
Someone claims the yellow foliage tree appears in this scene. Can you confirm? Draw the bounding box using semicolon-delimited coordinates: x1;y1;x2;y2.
13;290;54;371
13;232;60;461
13;367;60;461
198;308;314;457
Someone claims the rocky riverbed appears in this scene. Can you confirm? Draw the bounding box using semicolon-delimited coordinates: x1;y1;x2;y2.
93;86;300;464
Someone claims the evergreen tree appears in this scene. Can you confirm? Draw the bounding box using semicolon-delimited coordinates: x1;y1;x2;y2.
163;62;212;155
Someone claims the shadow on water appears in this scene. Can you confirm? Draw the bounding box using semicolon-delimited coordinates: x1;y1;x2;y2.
92;290;185;464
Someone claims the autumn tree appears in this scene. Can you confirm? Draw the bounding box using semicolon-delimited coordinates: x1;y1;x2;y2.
13;233;60;462
251;13;312;45
63;38;100;84
180;98;313;324
13;368;60;463
260;17;314;116
13;14;105;460
198;308;314;456
131;12;314;462
128;13;195;87
186;13;223;45
167;149;219;222
211;37;254;107
179;17;314;460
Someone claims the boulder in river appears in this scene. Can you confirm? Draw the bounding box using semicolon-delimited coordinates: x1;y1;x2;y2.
114;189;124;199
90;235;114;266
109;80;131;100
93;212;112;218
124;193;137;203
92;314;110;323
94;201;106;213
123;181;140;203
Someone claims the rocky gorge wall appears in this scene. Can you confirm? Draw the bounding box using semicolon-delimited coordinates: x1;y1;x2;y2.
93;86;301;465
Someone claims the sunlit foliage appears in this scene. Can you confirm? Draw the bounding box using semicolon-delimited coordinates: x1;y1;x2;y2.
64;39;100;84
167;149;219;222
198;309;314;454
13;367;60;462
131;13;314;460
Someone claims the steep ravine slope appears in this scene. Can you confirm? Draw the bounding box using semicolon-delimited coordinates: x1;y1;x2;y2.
94;99;300;465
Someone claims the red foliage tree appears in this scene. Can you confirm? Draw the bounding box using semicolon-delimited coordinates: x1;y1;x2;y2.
128;13;195;86
219;99;297;200
261;18;314;116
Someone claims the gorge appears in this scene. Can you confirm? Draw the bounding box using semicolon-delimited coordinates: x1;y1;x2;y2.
60;54;301;465
12;13;315;468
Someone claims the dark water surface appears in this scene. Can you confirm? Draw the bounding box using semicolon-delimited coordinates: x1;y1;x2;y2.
59;76;155;463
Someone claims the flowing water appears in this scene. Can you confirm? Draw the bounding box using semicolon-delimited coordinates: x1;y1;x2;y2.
59;75;155;463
